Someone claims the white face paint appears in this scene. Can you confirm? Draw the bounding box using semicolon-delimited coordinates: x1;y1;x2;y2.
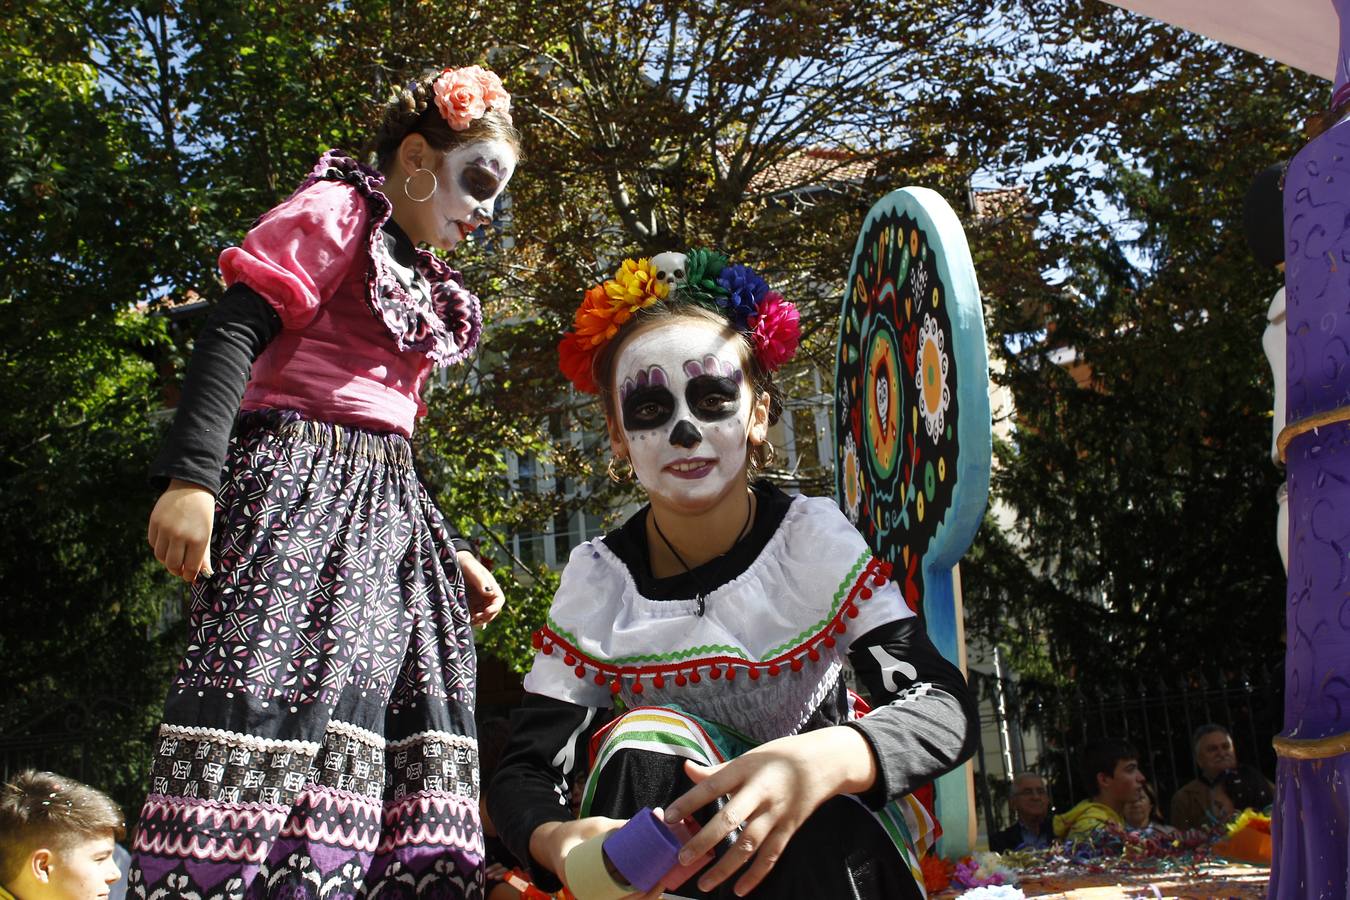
613;321;755;510
422;138;517;251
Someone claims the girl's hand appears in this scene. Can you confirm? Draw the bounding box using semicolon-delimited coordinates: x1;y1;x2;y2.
148;479;216;583
527;817;664;899
661;726;878;897
531;811;710;898
528;816;619;883
458;550;505;625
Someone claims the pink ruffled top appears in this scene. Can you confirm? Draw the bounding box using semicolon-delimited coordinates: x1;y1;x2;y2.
218;153;482;436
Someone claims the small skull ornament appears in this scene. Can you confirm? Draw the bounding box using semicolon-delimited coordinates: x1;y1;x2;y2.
650;251;688;292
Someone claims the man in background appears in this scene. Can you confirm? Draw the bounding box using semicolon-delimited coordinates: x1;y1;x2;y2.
989;772;1054;851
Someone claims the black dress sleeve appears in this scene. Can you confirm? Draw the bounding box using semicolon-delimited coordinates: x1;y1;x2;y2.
149;284;281;493
843;618;979;809
487;693;608;892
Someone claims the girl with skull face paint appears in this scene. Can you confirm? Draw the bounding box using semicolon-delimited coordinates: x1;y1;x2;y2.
132;66;519;900
489;253;978;900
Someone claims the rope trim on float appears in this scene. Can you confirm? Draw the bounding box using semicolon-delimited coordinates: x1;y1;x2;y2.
1272;731;1350;759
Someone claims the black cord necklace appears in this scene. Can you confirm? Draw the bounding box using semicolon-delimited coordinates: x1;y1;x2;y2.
650;491;755;616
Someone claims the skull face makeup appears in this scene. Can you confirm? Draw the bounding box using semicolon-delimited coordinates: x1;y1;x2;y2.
612;320;766;510
400;137;517;251
433;139;516;249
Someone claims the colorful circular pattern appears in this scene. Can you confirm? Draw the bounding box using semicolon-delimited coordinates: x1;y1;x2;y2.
864;320;902;478
835;210;960;605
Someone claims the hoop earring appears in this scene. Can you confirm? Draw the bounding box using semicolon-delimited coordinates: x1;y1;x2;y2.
404;167;438;202
607;456;633;483
748;439;776;476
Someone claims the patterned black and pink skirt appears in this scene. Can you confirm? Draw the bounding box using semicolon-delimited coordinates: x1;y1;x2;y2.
129;409;483;900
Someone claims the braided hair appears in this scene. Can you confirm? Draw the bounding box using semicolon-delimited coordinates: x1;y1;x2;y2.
365;68;520;172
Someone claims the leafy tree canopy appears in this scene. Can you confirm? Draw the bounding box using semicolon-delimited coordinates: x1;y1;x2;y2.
0;0;1321;808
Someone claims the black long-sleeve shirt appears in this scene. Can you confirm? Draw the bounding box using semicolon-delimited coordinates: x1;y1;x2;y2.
488;483;978;889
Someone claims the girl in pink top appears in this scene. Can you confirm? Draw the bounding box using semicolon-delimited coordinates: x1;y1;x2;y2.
130;66;517;900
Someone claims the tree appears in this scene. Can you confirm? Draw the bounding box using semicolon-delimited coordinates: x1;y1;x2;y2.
472;0;1029;558
4;0;1316;814
961;0;1322;698
0;7;182;806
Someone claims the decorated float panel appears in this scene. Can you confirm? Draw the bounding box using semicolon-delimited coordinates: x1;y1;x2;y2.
834;187;992;854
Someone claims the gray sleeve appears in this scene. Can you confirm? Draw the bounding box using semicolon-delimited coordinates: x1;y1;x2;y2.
843;617;979;809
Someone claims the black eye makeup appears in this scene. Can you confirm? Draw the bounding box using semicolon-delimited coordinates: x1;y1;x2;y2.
460;164;501;202
686;375;741;422
622;386;676;432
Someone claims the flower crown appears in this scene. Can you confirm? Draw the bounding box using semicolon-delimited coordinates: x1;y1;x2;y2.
431;65;512;131
558;249;802;394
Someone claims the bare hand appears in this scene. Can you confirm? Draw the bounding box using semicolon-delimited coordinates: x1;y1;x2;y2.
458;550;505;625
661;727;877;896
148;478;216;583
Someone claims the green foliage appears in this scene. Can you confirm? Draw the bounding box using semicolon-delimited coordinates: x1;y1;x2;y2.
960;0;1321;697
0;20;182;809
0;0;1321;810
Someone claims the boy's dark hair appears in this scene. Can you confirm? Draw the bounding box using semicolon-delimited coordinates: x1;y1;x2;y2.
0;770;124;884
1081;738;1138;796
1217;764;1274;812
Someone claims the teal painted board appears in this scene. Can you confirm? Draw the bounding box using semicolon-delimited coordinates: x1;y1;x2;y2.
833;186;992;852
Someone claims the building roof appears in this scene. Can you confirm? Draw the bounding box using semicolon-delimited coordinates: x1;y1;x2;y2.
970;186;1031;223
748;147;877;196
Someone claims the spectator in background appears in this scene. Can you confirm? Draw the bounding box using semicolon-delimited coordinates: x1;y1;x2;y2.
1053;738;1147;841
1124;781;1176;836
1212;765;1275;822
1170;724;1246;829
0;770;124;900
989;772;1054;852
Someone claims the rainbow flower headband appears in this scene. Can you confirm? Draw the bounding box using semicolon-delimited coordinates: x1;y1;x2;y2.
559;249;802;394
431;65;511;131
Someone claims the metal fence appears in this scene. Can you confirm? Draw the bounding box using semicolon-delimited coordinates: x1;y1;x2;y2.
968;664;1284;835
0;693;155;815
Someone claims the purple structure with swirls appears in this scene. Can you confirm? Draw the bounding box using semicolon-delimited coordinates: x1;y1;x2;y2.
1276;5;1350;893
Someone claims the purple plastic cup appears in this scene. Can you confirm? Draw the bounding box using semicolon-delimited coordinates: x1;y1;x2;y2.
601;807;682;893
